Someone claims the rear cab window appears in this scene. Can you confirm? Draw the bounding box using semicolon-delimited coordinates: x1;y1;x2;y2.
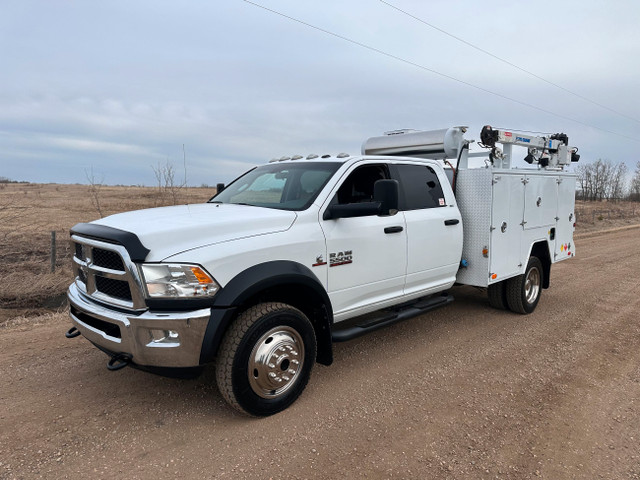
391;164;447;210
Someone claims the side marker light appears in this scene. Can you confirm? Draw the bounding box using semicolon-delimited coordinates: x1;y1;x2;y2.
190;266;214;284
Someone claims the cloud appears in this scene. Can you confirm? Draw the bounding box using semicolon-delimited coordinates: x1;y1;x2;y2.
1;1;639;185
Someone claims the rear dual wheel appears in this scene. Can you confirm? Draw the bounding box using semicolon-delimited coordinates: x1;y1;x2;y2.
487;256;543;314
216;302;316;416
506;256;543;314
487;281;508;310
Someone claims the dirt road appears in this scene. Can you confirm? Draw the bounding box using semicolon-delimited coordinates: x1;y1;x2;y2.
1;228;639;479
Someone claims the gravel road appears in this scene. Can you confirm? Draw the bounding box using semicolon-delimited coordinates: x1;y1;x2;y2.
1;227;639;479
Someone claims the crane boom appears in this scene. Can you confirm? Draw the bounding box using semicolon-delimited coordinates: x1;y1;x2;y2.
480;125;579;169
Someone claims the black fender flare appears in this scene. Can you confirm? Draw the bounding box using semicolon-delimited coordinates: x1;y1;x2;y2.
199;261;334;365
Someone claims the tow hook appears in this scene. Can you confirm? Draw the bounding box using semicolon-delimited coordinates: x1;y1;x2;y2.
65;327;81;338
107;353;132;371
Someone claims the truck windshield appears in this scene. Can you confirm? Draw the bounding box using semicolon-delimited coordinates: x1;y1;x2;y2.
209;162;341;211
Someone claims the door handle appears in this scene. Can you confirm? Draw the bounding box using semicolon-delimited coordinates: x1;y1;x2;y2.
384;226;404;234
444;219;460;226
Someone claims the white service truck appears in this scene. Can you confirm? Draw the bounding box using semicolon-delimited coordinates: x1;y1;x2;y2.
66;125;579;415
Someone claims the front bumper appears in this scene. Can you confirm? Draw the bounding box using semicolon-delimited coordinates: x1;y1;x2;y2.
67;283;211;368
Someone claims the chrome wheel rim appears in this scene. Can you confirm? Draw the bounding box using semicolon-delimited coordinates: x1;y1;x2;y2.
524;266;541;304
248;326;304;399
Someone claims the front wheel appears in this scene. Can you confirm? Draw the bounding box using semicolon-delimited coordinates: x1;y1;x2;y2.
215;302;316;416
506;256;543;314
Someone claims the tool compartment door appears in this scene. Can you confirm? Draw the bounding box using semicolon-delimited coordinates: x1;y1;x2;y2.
489;173;525;281
554;175;576;261
523;175;558;230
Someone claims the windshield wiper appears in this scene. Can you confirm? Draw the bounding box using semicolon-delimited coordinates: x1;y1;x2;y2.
208;201;255;207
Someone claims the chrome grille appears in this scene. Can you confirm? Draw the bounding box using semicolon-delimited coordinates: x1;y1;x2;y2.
78;266;87;285
95;276;132;301
92;248;125;271
71;235;146;310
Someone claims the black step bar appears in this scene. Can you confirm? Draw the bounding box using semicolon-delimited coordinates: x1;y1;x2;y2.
331;294;454;342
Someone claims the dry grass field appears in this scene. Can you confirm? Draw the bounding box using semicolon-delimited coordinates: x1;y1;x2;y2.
574;200;640;233
0;183;215;316
0;183;638;322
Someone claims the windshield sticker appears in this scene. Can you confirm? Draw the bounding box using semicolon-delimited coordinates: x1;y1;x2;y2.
439;198;445;206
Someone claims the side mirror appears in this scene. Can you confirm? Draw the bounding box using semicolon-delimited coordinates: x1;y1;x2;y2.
374;179;399;215
216;183;225;193
324;202;381;220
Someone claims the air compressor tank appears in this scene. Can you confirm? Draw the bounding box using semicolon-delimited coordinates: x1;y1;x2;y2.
361;127;466;159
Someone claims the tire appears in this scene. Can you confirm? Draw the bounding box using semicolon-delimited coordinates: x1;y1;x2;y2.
506;256;543;314
487;281;508;310
215;302;316;416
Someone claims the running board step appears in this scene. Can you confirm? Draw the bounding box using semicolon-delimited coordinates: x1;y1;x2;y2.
331;294;454;342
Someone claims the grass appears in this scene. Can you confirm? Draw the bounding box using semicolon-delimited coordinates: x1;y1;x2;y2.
574;200;640;233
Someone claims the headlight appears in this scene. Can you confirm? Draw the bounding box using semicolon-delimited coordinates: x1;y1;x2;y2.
140;263;220;299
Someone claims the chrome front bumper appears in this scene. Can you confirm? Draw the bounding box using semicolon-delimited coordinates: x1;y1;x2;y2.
67;283;211;368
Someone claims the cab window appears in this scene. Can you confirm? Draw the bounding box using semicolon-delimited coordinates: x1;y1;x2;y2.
335;164;389;204
393;164;446;210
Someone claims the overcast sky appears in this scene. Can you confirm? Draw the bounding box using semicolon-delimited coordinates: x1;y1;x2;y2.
2;0;639;185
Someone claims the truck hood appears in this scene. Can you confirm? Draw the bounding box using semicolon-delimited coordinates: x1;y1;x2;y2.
94;203;297;261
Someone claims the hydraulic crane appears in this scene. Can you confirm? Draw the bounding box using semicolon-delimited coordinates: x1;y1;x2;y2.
479;125;580;169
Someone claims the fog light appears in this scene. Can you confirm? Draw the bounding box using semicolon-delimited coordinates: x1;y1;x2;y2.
149;329;180;345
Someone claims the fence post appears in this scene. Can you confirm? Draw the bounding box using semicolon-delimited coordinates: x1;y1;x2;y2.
50;231;56;273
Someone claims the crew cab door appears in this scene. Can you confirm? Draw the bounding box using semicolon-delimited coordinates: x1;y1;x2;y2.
390;163;462;295
320;163;407;321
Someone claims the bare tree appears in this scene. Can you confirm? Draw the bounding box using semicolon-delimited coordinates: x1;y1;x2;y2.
576;164;591;201
576;161;603;201
151;161;165;204
166;161;180;205
85;167;105;217
593;160;612;201
575;159;627;201
609;162;628;202
629;161;640;202
152;159;186;206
